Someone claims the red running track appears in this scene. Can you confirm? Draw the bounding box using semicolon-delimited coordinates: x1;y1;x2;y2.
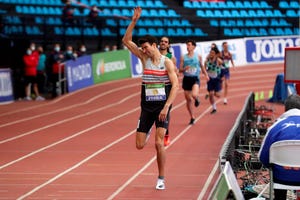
0;63;284;200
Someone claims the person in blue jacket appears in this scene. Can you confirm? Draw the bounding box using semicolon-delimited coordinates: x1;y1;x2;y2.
258;94;300;200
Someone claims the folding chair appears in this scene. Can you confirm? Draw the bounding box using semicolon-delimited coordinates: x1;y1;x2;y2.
269;140;300;200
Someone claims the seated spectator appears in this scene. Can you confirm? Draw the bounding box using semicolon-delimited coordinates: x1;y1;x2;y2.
258;94;300;200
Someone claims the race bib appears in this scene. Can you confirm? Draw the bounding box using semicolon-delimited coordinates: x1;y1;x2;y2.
145;83;166;101
185;66;197;75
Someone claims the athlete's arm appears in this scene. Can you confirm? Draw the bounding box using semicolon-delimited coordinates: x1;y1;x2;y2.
199;54;209;81
159;58;179;121
122;7;144;61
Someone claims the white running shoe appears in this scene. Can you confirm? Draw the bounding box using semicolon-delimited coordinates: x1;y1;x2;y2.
36;96;45;101
156;179;165;190
24;96;32;101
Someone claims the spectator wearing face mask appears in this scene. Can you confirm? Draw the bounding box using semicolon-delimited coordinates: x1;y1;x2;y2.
77;44;87;57
47;43;65;98
64;45;77;61
23;47;44;101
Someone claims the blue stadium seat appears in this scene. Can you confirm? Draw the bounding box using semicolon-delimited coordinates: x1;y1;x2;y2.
260;1;271;8
279;1;289;9
258;28;268;35
284;28;293;35
148;28;159;36
231;10;240;18
143;19;153;26
112;8;121;16
226;1;235;8
168;9;179;17
290;1;300;8
286;9;298;17
243;1;252;8
170;19;182;26
158;9;168;17
236;19;244;27
210;20;218;27
194;28;207;36
245;19;254;27
121;8;131;17
149;9;158;17
251;1;260;8
256;10;266;17
145;0;155;8
176;27;185;36
183;1;192;8
102;28;115;36
248;10;256;17
232;28;243;36
153;19;163;26
167;28;176;36
223;10;231;18
265;10;274;17
136;0;146;7
154;0;166;8
185;27;193;36
54;27;63;35
109;0;118;7
239;10;248;17
214;10;222;18
196;10;205;17
98;0;108;7
191;1;201;8
217;1;226;8
273;9;283;17
235;1;244;8
205;10;214;18
224;28;231;36
220;20;229;27
138;28;147;36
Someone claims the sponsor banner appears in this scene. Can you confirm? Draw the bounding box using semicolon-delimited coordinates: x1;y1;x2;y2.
171;44;181;69
92;50;131;84
0;68;14;104
175;38;246;67
130;45;182;78
65;55;94;92
131;53;143;77
245;35;300;63
198;39;246;67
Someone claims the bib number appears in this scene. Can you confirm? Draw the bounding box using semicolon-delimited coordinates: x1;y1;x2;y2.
145;83;166;101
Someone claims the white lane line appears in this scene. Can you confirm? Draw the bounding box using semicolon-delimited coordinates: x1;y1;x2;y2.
0;79;137;117
108;93;249;200
0;83;138;128
16;129;137;200
16;92;247;199
0;93;139;144
0;107;139;171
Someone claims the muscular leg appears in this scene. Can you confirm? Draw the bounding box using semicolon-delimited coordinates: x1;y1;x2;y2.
184;91;194;119
191;84;200;100
155;127;166;177
136;131;147;150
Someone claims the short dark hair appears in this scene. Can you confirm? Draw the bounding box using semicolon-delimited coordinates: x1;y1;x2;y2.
186;39;196;46
211;46;219;54
138;35;158;46
284;94;300;111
